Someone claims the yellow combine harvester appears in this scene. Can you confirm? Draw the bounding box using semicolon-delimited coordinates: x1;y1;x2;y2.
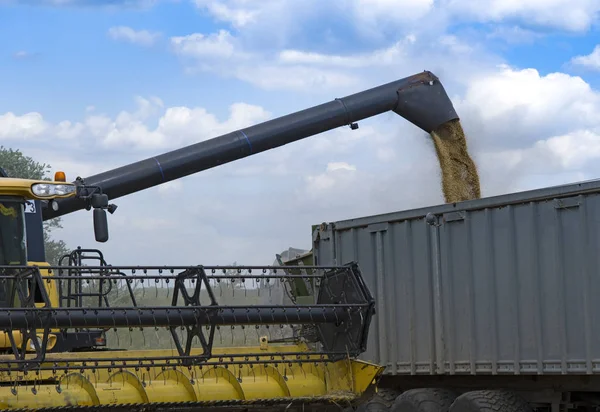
0;71;462;411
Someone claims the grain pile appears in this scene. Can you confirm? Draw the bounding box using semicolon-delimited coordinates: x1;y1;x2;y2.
430;119;481;203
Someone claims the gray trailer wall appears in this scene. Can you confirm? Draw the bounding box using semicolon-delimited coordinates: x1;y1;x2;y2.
313;180;600;376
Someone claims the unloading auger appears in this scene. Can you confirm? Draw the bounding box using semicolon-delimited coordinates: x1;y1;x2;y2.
41;71;459;226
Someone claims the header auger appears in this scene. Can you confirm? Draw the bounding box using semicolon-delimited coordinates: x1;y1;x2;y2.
0;70;464;411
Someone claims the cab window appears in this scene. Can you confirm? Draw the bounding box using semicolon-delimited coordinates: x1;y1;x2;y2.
0;200;26;265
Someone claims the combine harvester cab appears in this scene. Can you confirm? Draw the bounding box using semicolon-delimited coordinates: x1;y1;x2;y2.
0;70;466;411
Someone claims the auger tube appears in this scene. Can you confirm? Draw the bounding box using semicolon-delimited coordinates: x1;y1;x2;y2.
43;71;458;220
0;305;358;330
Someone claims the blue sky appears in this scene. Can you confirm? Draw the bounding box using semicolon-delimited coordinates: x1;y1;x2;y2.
4;0;597;120
2;0;600;265
1;1;234;119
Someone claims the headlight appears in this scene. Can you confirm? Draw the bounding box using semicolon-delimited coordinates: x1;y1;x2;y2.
31;183;77;197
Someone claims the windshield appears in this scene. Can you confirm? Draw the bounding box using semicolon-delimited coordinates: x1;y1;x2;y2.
0;200;26;308
0;198;27;307
0;200;26;266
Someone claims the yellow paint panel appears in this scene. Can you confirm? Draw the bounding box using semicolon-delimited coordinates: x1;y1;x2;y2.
0;345;382;409
351;359;386;394
0;177;76;200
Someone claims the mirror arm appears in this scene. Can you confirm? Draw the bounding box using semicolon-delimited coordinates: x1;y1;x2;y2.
73;177;116;243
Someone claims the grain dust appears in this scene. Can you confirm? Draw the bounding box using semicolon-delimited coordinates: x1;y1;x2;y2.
430;119;481;203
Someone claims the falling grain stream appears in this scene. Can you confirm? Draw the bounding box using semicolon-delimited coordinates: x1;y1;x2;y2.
430;119;481;203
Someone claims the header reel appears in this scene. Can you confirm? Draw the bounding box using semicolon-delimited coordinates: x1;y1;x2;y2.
0;257;381;410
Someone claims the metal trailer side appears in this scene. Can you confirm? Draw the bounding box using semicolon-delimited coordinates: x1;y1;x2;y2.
312;178;600;381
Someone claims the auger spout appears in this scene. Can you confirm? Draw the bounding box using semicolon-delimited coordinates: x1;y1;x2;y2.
42;71;458;221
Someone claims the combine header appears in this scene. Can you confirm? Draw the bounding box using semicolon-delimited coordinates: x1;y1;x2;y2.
0;70;462;410
0;260;380;410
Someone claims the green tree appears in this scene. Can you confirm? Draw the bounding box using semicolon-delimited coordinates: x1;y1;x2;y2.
0;146;70;265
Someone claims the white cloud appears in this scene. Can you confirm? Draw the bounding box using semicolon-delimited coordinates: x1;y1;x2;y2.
0;97;270;152
150;102;271;148
326;162;356;172
236;65;359;91
193;0;259;28
348;0;600;35
0;112;84;142
55;120;85;140
355;0;434;19
455;65;600;149
442;65;600;195
534;129;600;170
438;35;474;54
191;0;425;33
460;66;598;122
571;45;600;71
191;0;433;48
170;29;364;91
168;27;485;92
108;26;162;47
473;128;600;195
170;30;237;59
192;0;600;40
278;36;415;68
306;162;358;192
0;112;50;140
486;25;544;44
443;0;600;32
159;101;265;145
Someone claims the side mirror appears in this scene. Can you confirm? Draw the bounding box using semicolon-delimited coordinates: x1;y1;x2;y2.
93;208;109;242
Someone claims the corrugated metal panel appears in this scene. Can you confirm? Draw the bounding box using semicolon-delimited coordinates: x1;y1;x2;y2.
313;180;600;375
